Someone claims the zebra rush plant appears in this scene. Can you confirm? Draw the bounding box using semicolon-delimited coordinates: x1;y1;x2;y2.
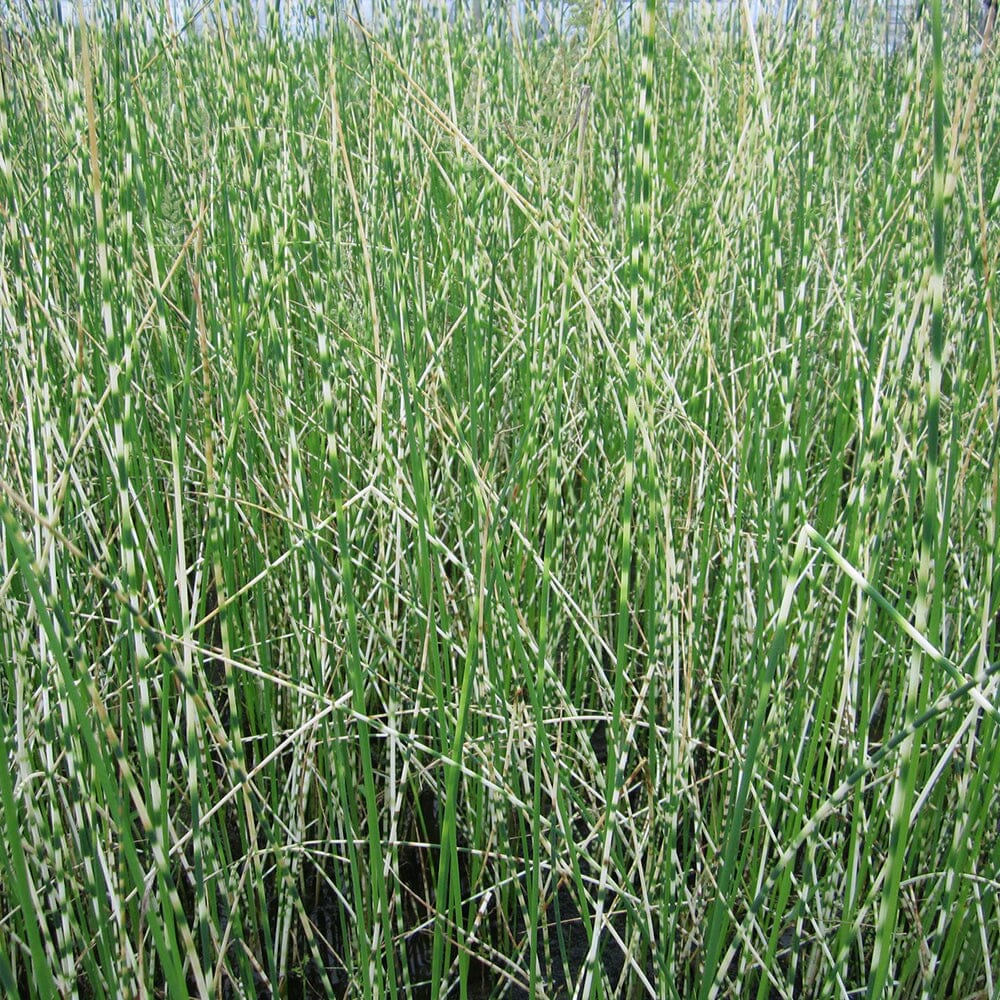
1;0;999;995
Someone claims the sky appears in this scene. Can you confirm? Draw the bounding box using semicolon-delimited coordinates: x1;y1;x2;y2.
14;0;934;51
36;0;804;32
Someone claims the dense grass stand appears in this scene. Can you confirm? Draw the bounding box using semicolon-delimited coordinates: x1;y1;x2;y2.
1;0;999;997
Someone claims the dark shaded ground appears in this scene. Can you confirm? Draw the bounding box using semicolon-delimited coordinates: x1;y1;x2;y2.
266;798;631;1000
490;883;629;999
274;732;637;1000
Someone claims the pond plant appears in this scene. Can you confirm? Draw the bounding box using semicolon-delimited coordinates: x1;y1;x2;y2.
1;0;999;996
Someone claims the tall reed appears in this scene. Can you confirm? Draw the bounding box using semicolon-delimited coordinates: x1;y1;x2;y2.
1;0;998;996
